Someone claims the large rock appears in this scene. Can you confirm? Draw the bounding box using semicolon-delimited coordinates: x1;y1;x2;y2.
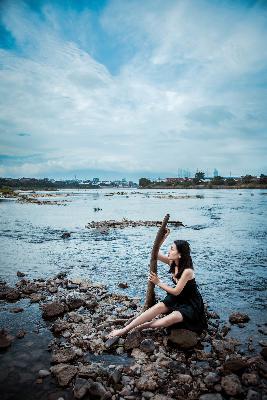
223;357;248;373
51;348;76;364
221;373;242;396
66;295;85;310
0;329;13;349
87;379;111;400
168;329;199;349
140;338;155;354
73;377;90;399
50;363;77;386
135;374;159;391
229;312;250;324
124;330;142;350
42;301;66;319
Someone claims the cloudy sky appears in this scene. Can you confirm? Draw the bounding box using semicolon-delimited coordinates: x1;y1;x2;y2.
0;0;266;180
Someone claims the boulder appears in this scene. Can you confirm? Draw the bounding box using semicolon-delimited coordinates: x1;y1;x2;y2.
51;348;76;364
124;330;142;350
168;329;199;349
229;312;250;324
221;373;242;396
42;301;66;319
50;363;77;386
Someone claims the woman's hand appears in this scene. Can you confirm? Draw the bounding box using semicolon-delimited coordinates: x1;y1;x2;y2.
148;272;161;285
162;228;170;242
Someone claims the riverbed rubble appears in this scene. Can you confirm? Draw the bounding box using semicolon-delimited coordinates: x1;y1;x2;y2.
86;219;184;230
0;274;266;399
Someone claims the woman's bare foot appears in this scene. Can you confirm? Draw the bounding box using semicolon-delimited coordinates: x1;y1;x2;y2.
106;327;128;339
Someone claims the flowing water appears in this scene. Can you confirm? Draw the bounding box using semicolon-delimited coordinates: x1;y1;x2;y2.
0;188;266;398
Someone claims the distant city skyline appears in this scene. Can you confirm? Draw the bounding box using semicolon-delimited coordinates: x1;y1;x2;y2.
0;0;266;178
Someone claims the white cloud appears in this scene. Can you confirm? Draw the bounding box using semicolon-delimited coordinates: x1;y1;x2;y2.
0;0;266;178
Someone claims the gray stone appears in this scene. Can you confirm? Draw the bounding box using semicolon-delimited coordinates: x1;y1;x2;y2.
221;373;242;396
124;330;142;350
140;339;155;354
50;363;77;387
168;328;199;349
42;301;66;319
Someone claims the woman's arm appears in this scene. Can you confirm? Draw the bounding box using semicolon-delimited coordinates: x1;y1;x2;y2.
149;269;193;296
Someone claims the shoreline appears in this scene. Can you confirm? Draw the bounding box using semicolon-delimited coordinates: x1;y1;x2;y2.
0;272;266;399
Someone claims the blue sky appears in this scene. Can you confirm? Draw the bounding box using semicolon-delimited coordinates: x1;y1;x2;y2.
0;0;266;179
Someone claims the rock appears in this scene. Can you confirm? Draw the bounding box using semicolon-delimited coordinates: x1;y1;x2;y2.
21;283;39;294
30;293;43;303
73;377;90;399
131;348;148;361
211;338;235;356
109;369;121;384
50;363;77;386
223;357;247;373
16;330;26;338
42;301;66;319
140;339;155;354
204;372;221;385
104;336;120;349
246;389;261;400
6;289;20;301
241;372;259;386
124;330;142;350
221;373;242;396
135;374;158;391
87;379;111;400
38;369;51;378
61;232;71;239
0;330;12;349
199;395;223;400
168;329;199;349
10;307;24;313
176;373;192;384
260;347;267;360
66;295;85;310
51;348;76;364
118;282;128;289
17;271;26;277
229;312;250;324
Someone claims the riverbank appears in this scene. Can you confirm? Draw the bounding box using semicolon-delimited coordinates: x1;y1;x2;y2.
0;272;266;400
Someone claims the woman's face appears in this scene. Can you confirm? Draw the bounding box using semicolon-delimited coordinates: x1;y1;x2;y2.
168;242;181;262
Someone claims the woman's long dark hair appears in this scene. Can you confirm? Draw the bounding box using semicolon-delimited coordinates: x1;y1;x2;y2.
168;240;194;279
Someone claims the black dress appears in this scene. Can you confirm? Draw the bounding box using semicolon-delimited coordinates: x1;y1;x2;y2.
162;268;208;333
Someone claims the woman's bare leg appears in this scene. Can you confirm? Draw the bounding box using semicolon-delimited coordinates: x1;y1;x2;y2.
132;310;183;332
107;302;169;338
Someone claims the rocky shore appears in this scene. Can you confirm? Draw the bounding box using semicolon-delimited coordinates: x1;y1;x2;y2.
0;272;266;400
86;219;184;230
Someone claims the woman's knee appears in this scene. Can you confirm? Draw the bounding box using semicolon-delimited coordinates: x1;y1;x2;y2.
157;302;169;313
170;310;183;323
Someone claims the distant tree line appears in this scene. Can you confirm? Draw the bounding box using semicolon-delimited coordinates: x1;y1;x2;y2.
139;173;267;188
0;177;94;190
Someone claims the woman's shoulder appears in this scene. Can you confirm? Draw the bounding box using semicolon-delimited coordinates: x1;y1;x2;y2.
183;268;195;280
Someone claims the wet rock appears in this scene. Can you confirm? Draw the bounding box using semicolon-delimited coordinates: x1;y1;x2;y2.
10;307;24;313
17;271;26;277
52;320;70;334
221;373;242;396
223;357;247;373
211;338;235;356
229;312;250;324
61;232;71;239
124;330;142;350
199;395;223;400
30;293;43;302
21;282;39;294
51;348;76;364
42;301;66;319
140;339;155;354
104;336;120;349
260;347;267;360
38;369;51;378
66;295;85;310
109;369;121;384
73;377;90;399
68;311;83;323
87;379;112;400
204;372;221;385
135;374;159;391
246;389;261;400
6;289;21;301
16;329;26;338
220;324;231;337
168;329;199;349
241;372;259;386
50;363;77;386
118;282;128;289
131;348;148;361
0;329;12;349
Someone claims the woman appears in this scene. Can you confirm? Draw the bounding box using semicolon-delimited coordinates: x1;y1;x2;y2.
107;229;208;339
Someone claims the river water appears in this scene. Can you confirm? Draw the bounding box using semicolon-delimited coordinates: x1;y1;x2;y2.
0;188;266;353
